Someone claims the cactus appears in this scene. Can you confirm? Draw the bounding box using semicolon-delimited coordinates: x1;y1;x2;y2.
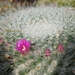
0;5;75;75
52;34;75;75
0;37;13;75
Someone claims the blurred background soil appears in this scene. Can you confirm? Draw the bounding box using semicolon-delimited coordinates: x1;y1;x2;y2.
0;0;75;14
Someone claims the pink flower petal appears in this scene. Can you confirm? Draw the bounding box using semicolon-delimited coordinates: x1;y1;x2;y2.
57;44;64;52
45;49;51;57
15;38;31;55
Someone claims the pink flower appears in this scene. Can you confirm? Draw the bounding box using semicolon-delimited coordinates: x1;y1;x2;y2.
45;49;51;57
57;44;64;52
0;38;5;44
15;39;31;55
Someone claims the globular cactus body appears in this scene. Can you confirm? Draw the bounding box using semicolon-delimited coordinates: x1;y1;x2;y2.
0;5;75;75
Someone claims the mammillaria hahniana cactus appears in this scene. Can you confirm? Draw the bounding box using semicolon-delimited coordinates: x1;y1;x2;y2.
0;5;75;75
